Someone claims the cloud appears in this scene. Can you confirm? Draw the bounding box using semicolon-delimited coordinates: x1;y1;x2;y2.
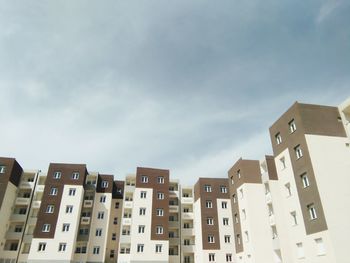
316;0;342;24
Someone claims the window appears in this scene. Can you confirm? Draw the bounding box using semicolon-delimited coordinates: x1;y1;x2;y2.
244;231;249;242
275;132;282;144
140;191;147;199
222;201;228;209
207;217;214;225
68;188;76;196
112;233;116;240
156;226;164;234
296;242;304;259
96;228;102;236
156;208;164;216
230;176;234;185
226;253;232;262
280;157;286;169
291;211;297;226
42;224;50;232
301;173;310;188
289;119;296;133
101;181;108;188
285;183;291;197
71;172;79;180
294;145;303;159
234;213;239;223
0;165;6;173
239;188;244;199
184;223;190;228
220;186;228;193
209;253;215;261
204;185;212;192
308;204;317;220
157;192;164;200
100;195;106;203
237;234;241;245
237;169;241;179
58;243;66;252
65;205;73;213
315;238;326;256
208;235;215;243
113;217;118;224
79;228;89;235
141;176;148;183
223;218;229;225
242;209;246;220
224;235;231;243
137;244;144;253
184;239;190;245
232;194;236;203
53;171;61;179
115;202;120;209
206;200;213;208
139;208;146;215
155;244;162;253
46;205;54;213
110;249;115;258
157;176;164;184
184;256;190;263
38;242;46;251
93;246;100;255
97;212;104;219
50;187;58;196
138;225;145;233
62;223;70;232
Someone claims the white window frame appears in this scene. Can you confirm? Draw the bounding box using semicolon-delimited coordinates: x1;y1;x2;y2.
206;200;213;208
204;185;212;192
224;235;231;243
237;169;241;179
58;243;67;252
226;253;233;262
62;223;70;232
46;205;54;213
275;132;282;144
141;176;148;183
93;246;100;255
157;176;164;184
208;235;215;243
140;191;147;199
220;186;228;193
155;244;162;253
101;181;108;188
42;224;50;232
65;205;73;213
100;195;106;203
68;188;76;196
156;226;164;235
97;211;104;219
207;217;214;225
38;242;46;252
50;187;58;196
71;172;79;180
96;228;102;236
137;244;144;253
209;253;215;261
295;145;303;159
315;238;326;256
138;225;145;233
0;165;6;173
223;218;229;226
157;192;164;200
53;171;61;179
222;201;227;209
301;173;310;188
156;208;164;216
308;204;317;220
139;208;146;215
289;119;296;133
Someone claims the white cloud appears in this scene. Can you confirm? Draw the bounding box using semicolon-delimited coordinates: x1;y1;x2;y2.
316;0;342;24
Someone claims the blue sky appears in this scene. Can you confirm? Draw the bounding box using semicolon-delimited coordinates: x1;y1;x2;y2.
0;0;349;184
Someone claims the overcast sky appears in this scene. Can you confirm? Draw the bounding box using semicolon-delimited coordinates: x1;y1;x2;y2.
0;0;349;185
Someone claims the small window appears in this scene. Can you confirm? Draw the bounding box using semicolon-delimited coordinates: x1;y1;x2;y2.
275;132;282;144
234;213;239;223
140;191;147;199
237;169;241;179
239;188;244;199
315;238;326;256
49;187;58;196
62;223;70;232
226;253;233;262
71;172;79;180
223;218;229;225
137;244;144;253
155;244;162;253
110;249;115;258
204;185;212;192
42;224;51;232
285;183;292;197
230;176;234;185
220;186;228;193
156;208;164;216
97;211;104;219
138;225;145;233
307;204;317;220
68;188;76;196
53;171;61;179
296;242;304;259
95;228;102;236
93;246;100;254
244;231;249;242
232;194;236;203
156;226;163;234
58;243;66;252
208;235;215;243
301;173;310;188
222;201;227;209
141;176;148;183
206;200;213;208
242;209;246;220
209;253;215;262
291;211;297;226
115;202;120;209
207;217;214;225
113;217;118;224
38;242;46;251
157;192;164;200
224;235;231;243
0;165;6;173
46;205;54;213
280;157;286;169
65;205;73;213
157;176;164;184
100;195;106;203
184;239;190;245
101;181;108;188
289;119;296;133
237;234;241;245
139;208;146;215
294;145;303;159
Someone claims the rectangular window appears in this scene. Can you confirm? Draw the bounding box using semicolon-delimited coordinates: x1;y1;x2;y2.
301;173;310;188
93;246;100;254
280;157;286;169
58;243;66;252
0;165;6;173
224;235;231;243
285;183;291;197
42;224;50;232
68;188;76;196
220;186;228;193
137;244;144;253
113;217;118;224
237;169;241;179
157;176;164;184
155;244;162;253
97;211;104;219
157;192;164;199
234;213;239;223
289;119;296;133
308;204;317;220
315;238;326;256
101;180;108;188
239;188;244;199
275;132;282;144
294;145;303;159
244;231;249;242
206;200;213;208
207;217;214;225
71;172;79;180
138;225;145;233
38;242;46;251
232;194;236;203
110;249;115;258
139;208;146;215
209;253;215;261
46;205;54;213
184;239;190;245
62;223;70;232
115;202;120;209
50;187;58;196
156;226;164;234
237;234;241;245
100;195;106;203
96;228;102;236
208;235;215;243
53;171;61;179
242;209;246;220
291;211;297;226
112;233;116;240
223;218;229;225
65;205;73;213
226;253;232;262
204;185;212;192
222;201;228;209
156;208;164;216
296;242;304;259
141;176;148;183
140;191;147;199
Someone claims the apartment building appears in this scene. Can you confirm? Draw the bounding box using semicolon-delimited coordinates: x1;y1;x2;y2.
0;98;349;263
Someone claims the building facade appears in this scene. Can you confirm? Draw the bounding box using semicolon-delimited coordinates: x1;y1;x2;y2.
0;98;349;263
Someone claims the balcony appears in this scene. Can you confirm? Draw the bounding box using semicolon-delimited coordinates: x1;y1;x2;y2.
83;200;93;208
36;185;45;192
15;197;30;206
27;216;37;225
32;200;41;209
122;218;132;225
10;214;26;222
182;212;194;220
181;197;194;204
22;234;33;243
124;201;133;209
169;237;180;244
5;231;22;240
182;228;195;236
169;205;179;213
182;245;195;253
19;181;34;189
124;185;135;193
120;234;131;243
81;217;90;225
169;221;180;228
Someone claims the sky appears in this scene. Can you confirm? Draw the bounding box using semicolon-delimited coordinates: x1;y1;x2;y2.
0;0;349;185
